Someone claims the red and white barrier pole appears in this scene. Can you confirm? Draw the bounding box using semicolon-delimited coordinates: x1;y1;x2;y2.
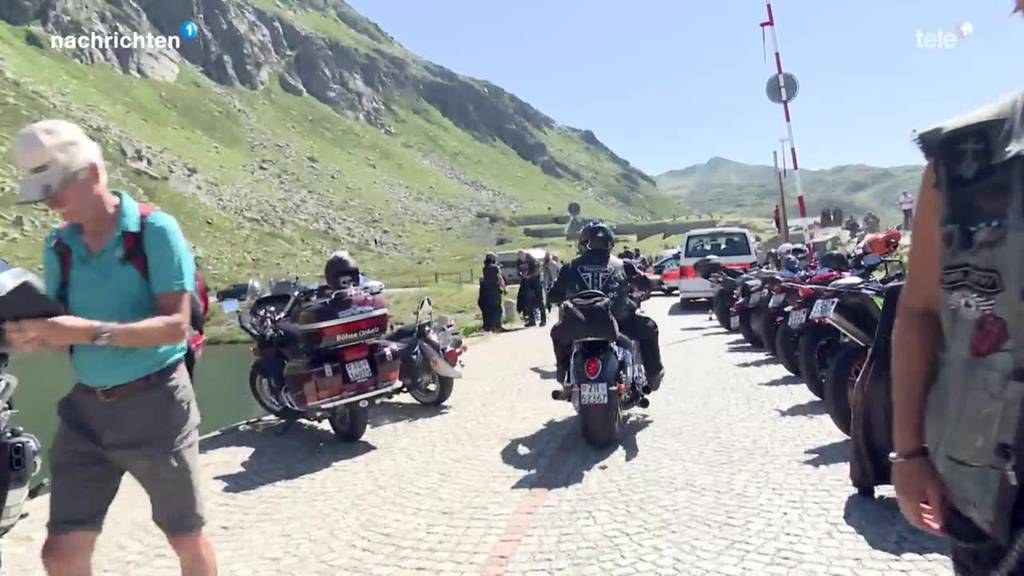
760;0;812;255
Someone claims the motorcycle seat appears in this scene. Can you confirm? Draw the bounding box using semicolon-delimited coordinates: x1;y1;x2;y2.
387;325;417;340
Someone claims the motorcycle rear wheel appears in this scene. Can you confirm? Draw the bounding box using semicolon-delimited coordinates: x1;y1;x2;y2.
580;387;622;448
775;322;801;377
825;343;867;436
757;310;779;356
713;294;732;331
408;374;455;406
739;309;763;348
329;405;369;442
798;325;839;400
249;365;302;420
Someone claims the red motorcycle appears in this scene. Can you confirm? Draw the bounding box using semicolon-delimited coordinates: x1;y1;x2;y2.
227;286;403;442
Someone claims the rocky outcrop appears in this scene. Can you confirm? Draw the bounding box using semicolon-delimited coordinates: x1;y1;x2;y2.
1;0;656;195
0;0;43;26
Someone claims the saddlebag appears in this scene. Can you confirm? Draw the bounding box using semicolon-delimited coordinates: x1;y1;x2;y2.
281;342;401;409
294;300;390;354
559;292;620;342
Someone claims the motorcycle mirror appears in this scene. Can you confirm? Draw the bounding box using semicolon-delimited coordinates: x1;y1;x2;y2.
220;299;241;314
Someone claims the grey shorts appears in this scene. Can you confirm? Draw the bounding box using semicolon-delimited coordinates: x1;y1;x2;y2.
47;361;204;536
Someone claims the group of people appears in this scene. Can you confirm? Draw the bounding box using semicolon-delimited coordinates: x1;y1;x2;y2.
477;250;561;332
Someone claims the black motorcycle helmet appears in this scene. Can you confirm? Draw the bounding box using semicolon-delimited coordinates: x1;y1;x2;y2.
819;250;850;272
586;223;615;252
324;250;360;289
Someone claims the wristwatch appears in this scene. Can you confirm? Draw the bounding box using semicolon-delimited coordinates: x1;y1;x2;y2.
888;446;929;463
92;324;113;347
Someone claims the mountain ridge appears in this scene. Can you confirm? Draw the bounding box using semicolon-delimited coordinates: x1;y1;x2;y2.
0;0;670;286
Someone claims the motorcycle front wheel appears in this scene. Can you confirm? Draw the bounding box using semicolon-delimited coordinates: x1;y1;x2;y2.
249;365;302;420
329;405;369;442
408;374;455;406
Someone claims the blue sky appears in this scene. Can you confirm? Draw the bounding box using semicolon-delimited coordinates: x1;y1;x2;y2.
347;0;1024;175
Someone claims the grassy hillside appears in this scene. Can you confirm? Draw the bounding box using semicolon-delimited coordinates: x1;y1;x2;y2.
658;157;925;227
0;0;671;294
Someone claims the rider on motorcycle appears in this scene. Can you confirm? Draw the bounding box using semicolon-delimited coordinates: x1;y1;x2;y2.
547;223;665;391
306;251;386;319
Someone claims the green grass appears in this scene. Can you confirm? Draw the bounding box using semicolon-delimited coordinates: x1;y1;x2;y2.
0;9;674;298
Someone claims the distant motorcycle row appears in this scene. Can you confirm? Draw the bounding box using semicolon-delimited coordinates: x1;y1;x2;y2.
698;228;905;498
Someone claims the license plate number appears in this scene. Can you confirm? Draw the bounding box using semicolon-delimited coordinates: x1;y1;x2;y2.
788;309;808;328
769;293;785;307
810;298;839;320
345;359;373;382
730;315;740;329
579;382;608;405
748;291;762;306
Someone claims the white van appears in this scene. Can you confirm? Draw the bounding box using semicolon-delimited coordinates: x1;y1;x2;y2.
676;227;758;301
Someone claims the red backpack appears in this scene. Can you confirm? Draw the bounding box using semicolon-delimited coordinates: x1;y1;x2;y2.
51;203;209;335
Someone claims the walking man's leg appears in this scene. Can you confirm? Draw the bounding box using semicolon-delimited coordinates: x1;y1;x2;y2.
43;396;125;576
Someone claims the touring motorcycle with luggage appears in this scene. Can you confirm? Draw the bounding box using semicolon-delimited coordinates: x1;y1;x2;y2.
227;285;404;441
550;287;654;448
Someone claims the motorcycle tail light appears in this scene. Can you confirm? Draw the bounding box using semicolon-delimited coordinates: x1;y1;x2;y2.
341;343;370;362
584;357;602;380
444;348;460;366
798;287;816;299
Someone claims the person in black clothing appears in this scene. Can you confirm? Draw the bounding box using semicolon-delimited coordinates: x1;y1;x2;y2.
478;253;506;332
516;250;546;327
547;223;664;391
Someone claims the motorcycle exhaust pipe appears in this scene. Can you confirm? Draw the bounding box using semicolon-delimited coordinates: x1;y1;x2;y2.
551;390;570;401
359;400;369;408
638;397;650;409
641;385;653;395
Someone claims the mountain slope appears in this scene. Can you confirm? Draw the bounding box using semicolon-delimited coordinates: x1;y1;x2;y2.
657;157;925;226
0;0;670;286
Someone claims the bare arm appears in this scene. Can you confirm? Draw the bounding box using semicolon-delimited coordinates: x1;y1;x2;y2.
892;163;944;453
29;292;192;349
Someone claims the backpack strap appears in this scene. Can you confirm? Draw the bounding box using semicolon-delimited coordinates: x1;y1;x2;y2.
51;227;73;307
122;203;156;283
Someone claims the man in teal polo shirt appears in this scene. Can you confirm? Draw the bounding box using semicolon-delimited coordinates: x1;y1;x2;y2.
4;120;217;575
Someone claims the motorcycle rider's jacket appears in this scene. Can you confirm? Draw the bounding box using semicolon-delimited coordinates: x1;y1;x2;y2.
548;250;644;322
916;89;1024;544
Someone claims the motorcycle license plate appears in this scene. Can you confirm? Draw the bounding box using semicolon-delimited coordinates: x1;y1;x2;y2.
730;315;740;330
345;359;373;382
788;309;808;328
579;382;608;405
748;291;762;306
810;298;839;320
769;293;785;308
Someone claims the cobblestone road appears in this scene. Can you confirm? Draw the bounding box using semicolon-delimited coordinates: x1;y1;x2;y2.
5;297;952;575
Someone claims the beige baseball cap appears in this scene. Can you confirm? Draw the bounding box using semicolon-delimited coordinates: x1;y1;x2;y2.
11;119;103;204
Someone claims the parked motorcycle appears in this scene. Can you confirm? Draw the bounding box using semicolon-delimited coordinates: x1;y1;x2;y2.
700;260;745;331
822;256;906;435
384;297;466;406
849;281;903;498
226;285;404;442
774;269;846;382
551;289;653;447
0;354;47;564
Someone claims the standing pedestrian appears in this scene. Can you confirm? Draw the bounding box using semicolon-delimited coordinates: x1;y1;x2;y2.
899;191;915;230
774;205;781;233
541;253;561;314
478;253;506;332
892;49;1024;574
4;120;217;575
